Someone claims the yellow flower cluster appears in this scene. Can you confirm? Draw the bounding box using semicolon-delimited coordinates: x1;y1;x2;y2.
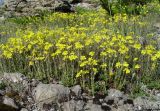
0;8;159;88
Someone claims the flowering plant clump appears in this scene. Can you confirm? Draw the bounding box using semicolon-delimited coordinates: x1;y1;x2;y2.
0;7;160;94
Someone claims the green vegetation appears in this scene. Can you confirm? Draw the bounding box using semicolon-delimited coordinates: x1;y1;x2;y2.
100;0;160;15
0;0;160;95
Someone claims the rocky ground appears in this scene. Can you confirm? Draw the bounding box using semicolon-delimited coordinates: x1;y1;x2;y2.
0;72;160;111
0;0;99;18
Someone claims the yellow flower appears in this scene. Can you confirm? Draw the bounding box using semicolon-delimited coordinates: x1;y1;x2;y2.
118;45;129;54
133;43;141;50
80;61;88;67
29;61;34;66
141;50;146;55
100;51;107;56
75;42;84;49
135;64;141;69
62;51;68;56
109;70;114;76
76;70;89;78
80;56;86;61
123;68;130;74
116;62;121;68
133;58;138;61
151;56;157;61
93;68;98;73
27;44;32;50
89;51;95;57
69;54;78;61
3;51;12;59
126;36;132;40
76;70;83;78
123;61;129;67
101;63;107;68
55;50;61;55
44;42;53;50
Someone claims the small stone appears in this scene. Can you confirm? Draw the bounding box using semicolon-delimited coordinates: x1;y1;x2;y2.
3;96;18;109
76;100;85;111
108;89;124;99
20;108;28;111
124;99;133;105
0;90;5;96
71;85;82;97
101;103;111;111
104;96;114;105
62;100;76;111
3;73;26;83
85;103;103;111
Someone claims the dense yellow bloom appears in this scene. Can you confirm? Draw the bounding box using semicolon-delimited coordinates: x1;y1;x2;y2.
75;42;84;49
3;50;12;59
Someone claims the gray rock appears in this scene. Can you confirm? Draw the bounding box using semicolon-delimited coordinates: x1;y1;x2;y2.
115;104;134;111
69;0;82;4
62;100;85;111
155;92;160;100
0;0;73;17
0;0;4;6
154;23;160;29
0;16;5;21
108;89;124;98
20;108;28;111
3;96;18;109
141;84;149;93
104;96;115;105
3;72;26;83
134;96;160;110
74;2;95;10
134;97;149;110
0;90;5;96
31;79;39;87
85;104;103;111
52;84;70;102
71;85;82;97
84;100;103;111
101;103;111;110
62;100;76;111
76;100;85;111
32;84;58;104
32;83;70;109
